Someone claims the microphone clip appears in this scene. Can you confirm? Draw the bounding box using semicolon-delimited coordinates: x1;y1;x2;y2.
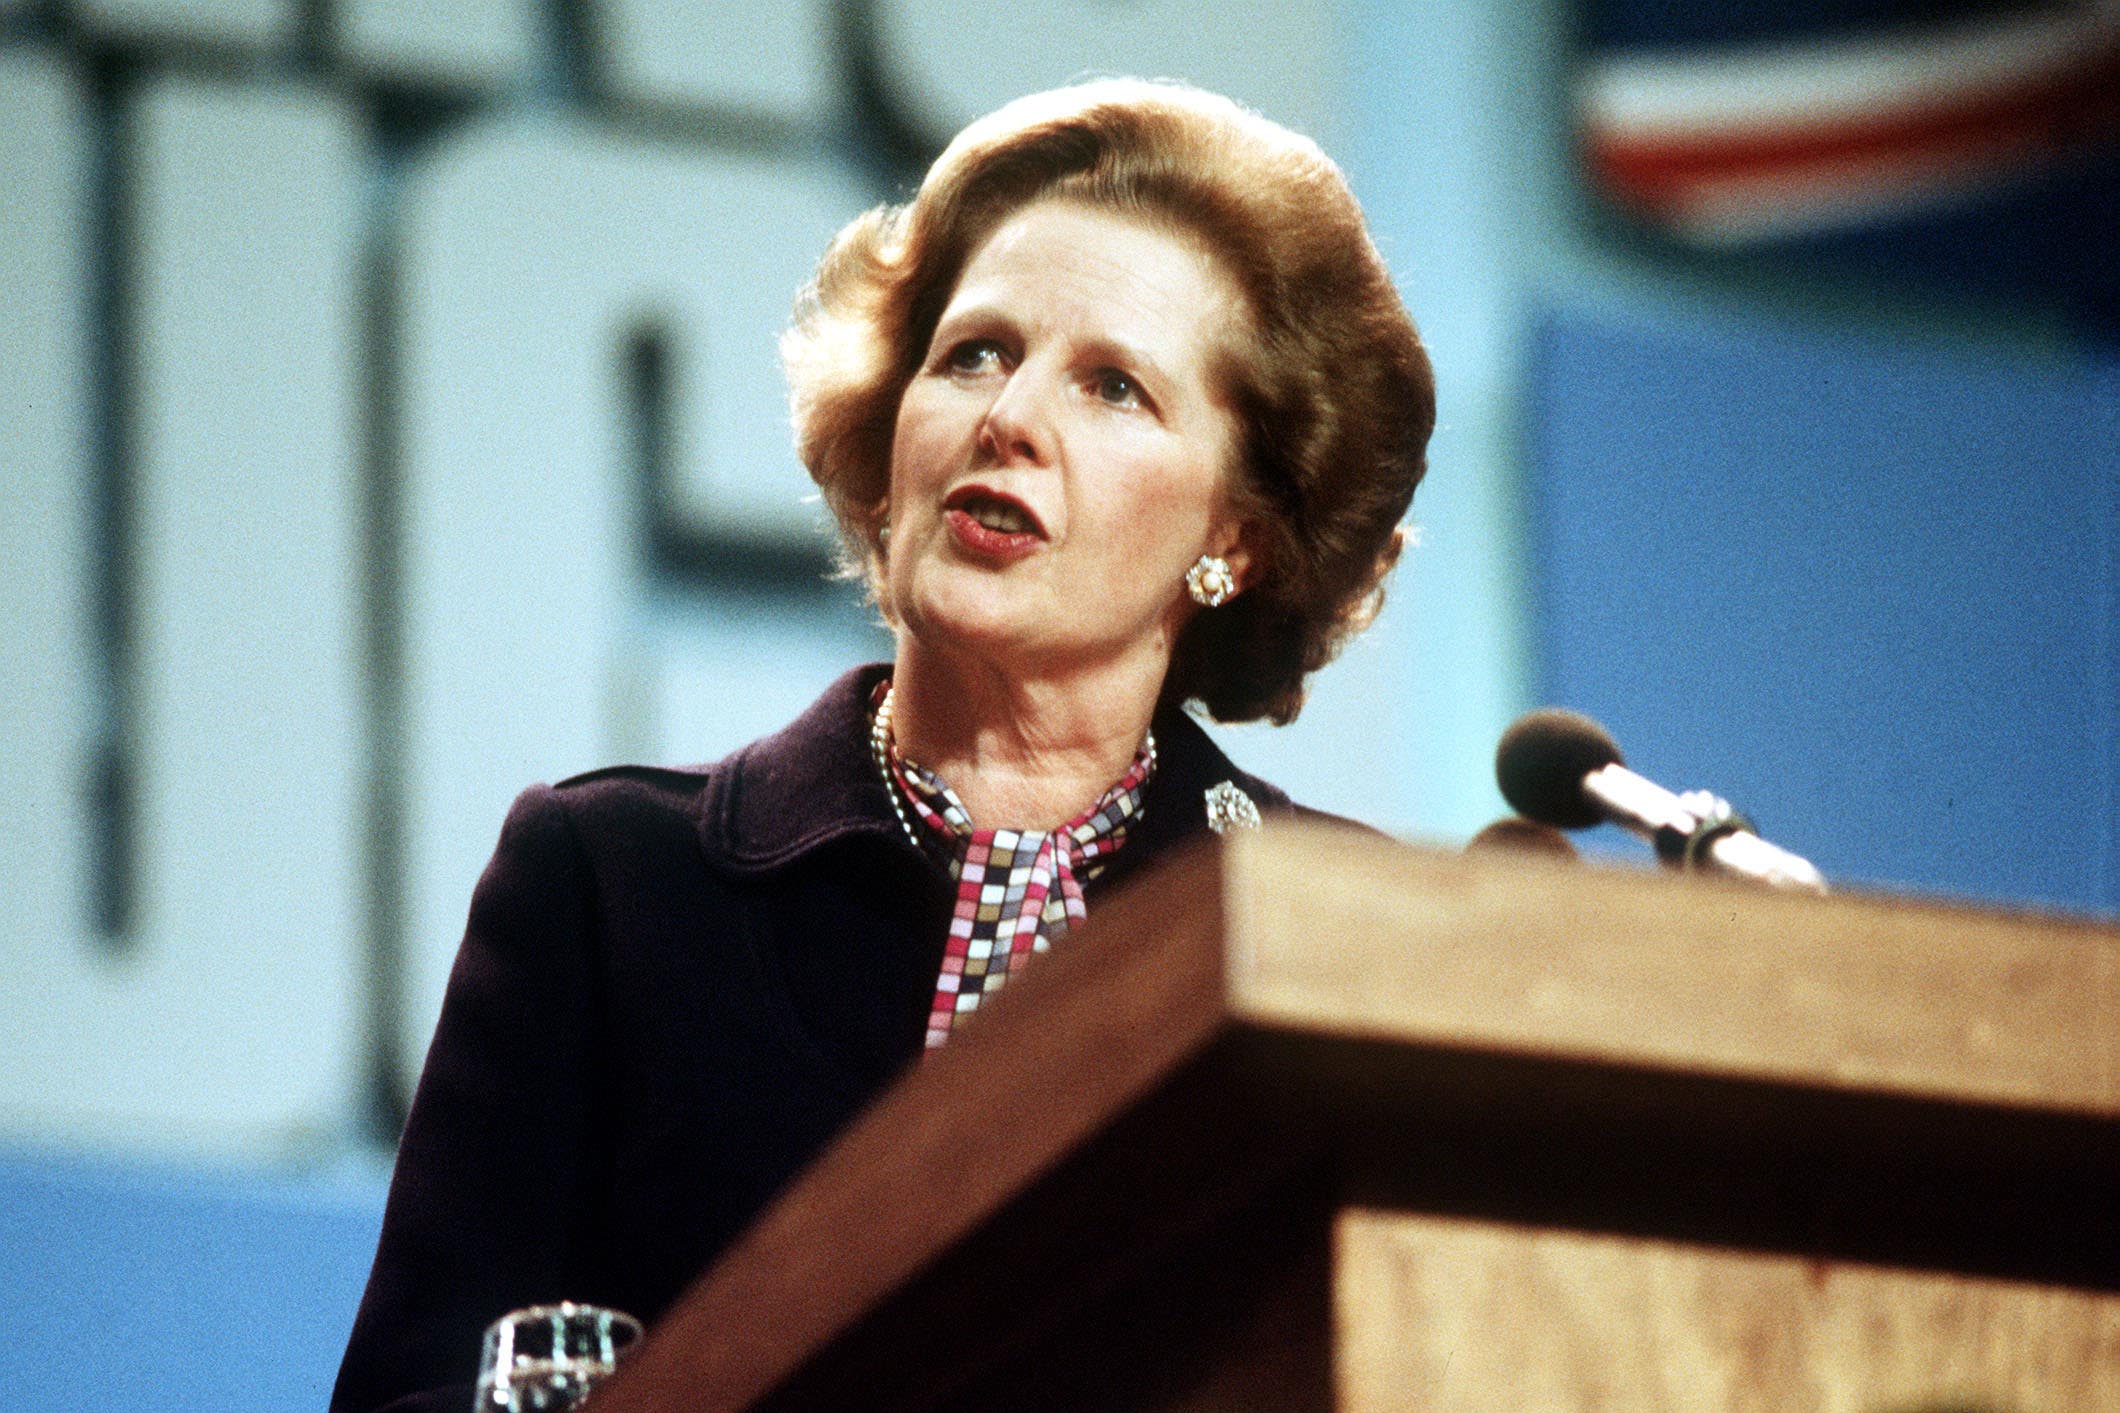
1661;790;1752;872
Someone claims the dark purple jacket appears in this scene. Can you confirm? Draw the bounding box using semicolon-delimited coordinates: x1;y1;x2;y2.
331;664;1302;1413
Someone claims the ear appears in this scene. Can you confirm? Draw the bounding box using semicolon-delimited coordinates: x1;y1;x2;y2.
866;498;904;627
1208;513;1266;598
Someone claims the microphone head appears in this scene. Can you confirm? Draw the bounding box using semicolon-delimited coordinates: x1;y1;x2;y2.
1496;708;1624;830
1465;816;1580;861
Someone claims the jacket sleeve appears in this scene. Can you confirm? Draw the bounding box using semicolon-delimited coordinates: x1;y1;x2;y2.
331;785;607;1413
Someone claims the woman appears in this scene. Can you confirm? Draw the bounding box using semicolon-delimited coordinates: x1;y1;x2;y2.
333;79;1431;1412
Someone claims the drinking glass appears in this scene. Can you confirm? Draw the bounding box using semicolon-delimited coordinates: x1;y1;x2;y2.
475;1302;642;1412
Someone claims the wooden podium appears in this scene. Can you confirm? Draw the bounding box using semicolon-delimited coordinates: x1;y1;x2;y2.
592;823;2120;1410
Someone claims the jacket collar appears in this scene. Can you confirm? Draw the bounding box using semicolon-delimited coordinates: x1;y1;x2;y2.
697;663;1293;876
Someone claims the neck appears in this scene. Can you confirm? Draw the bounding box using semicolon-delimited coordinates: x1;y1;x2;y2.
886;638;1163;832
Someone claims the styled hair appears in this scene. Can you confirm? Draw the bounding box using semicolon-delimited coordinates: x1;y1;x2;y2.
782;79;1434;724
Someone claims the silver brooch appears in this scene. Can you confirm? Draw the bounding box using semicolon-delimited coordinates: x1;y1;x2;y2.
1204;780;1261;835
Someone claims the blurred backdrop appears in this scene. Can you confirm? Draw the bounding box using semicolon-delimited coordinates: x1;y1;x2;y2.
2;0;2115;1407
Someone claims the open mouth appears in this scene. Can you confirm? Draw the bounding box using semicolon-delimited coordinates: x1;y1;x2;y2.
943;485;1046;539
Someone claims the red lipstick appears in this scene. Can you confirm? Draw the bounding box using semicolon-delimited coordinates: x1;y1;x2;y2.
942;484;1046;563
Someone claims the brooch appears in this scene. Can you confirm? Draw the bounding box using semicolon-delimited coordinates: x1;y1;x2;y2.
1204;780;1261;835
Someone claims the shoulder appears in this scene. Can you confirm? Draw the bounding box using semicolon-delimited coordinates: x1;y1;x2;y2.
540;762;716;840
516;663;902;876
1144;706;1285;816
1147;705;1385;839
1122;705;1325;853
461;769;714;903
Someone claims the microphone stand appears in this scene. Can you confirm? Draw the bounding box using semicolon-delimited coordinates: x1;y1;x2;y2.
1581;764;1829;894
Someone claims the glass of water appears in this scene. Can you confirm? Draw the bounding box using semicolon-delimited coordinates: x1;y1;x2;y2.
475;1302;643;1412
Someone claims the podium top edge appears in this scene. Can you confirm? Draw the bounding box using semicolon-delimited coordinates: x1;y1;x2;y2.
1208;821;2120;1121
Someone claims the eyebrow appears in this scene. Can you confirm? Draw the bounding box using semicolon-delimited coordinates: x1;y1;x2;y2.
941;301;1175;378
932;282;1214;417
1076;334;1175;395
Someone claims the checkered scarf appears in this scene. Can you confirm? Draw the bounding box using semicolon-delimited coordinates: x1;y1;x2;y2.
878;715;1154;1051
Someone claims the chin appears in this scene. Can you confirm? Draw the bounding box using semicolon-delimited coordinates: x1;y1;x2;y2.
906;605;1043;666
895;566;1177;681
895;578;1023;653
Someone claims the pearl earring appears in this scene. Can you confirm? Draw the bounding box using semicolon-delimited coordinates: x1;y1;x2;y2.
1185;554;1236;607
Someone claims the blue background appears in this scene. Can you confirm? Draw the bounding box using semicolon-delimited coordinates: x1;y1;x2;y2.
1530;303;2118;911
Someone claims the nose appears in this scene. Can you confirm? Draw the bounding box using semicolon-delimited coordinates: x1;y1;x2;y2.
978;363;1051;466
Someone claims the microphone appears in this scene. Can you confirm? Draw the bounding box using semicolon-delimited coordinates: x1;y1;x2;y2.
1496;709;1827;894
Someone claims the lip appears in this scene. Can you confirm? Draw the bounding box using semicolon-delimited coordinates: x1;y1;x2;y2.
941;484;1046;563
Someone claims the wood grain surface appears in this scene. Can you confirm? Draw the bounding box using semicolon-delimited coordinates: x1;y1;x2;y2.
1226;826;2119;1117
1335;1207;2120;1412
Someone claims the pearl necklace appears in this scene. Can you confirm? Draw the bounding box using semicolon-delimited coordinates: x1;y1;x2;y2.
868;682;1156;852
869;684;924;853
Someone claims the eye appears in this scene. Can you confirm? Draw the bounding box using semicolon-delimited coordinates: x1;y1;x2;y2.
1091;368;1146;409
942;339;1005;376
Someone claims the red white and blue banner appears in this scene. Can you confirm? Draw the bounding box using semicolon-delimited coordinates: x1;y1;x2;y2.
1575;0;2120;319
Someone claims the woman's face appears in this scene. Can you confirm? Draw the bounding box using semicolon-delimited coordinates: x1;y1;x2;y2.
883;200;1252;685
